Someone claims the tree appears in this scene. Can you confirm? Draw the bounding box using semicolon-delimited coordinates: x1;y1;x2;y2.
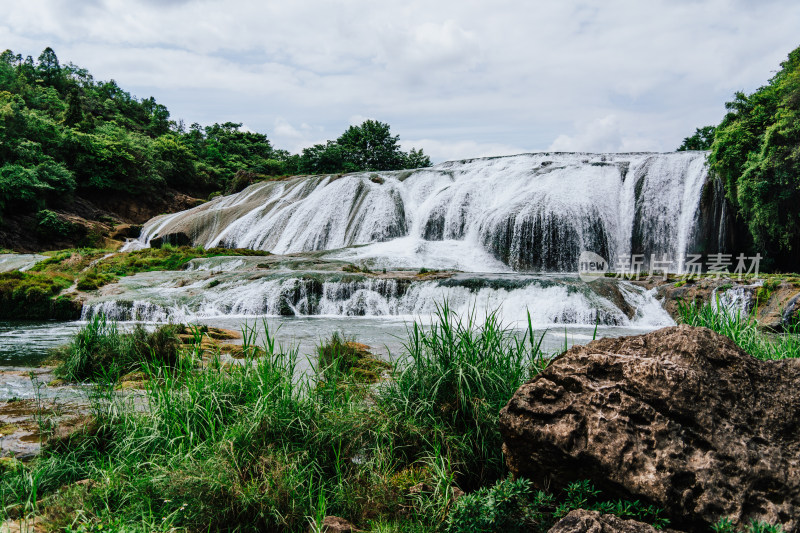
337;119;405;171
36;47;61;87
298;120;432;174
708;45;800;269
403;147;432;168
677;125;716;151
63;89;83;127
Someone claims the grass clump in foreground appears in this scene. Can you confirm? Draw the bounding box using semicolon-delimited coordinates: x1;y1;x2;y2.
678;300;800;360
1;305;674;532
53;314;182;382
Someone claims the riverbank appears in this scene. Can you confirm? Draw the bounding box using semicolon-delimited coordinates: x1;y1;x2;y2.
1;302;795;532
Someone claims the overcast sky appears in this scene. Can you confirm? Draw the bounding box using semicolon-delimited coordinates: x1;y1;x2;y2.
2;1;798;162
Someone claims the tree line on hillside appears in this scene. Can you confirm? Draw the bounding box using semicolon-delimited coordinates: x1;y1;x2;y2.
0;47;430;223
678;45;800;270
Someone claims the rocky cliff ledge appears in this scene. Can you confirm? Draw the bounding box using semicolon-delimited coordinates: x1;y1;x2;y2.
500;325;800;531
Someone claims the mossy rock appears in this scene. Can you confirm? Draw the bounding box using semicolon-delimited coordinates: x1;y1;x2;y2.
0;456;25;473
0;423;21;437
116;371;148;390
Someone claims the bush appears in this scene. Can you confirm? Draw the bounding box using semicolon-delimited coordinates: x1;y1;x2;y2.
75;269;116;291
447;478;670;532
36;209;73;240
447;478;552;533
316;332;391;384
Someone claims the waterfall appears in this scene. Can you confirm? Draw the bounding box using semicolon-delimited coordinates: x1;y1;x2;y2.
125;152;712;272
80;266;674;328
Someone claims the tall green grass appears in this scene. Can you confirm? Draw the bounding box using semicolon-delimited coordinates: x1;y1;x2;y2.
54;314;182;382
1;306;548;532
678;300;800;360
380;303;547;493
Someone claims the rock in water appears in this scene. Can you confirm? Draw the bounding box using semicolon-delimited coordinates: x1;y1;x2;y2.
499;325;800;530
548;509;683;533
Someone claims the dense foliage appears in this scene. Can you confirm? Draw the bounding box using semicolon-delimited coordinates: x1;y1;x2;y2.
298;119;431;174
677;125;716;151
0;47;430;225
694;45;800;269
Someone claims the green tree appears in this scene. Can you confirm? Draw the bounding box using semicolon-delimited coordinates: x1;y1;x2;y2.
337;119;406;171
298;120;431;174
677;125;716;151
36;47;62;88
708;45;800;269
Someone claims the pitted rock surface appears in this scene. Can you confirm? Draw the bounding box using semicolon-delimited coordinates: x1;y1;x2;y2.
500;325;800;531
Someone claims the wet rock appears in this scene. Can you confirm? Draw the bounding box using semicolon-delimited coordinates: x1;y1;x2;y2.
150;231;191;248
590;279;636;319
109;224;142;240
317;516;360;533
547;510;683;533
757;282;800;331
500;325;800;531
46;415;99;450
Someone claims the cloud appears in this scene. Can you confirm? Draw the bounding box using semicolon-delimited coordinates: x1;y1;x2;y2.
400;139;529;162
548;116;624;152
0;0;798;160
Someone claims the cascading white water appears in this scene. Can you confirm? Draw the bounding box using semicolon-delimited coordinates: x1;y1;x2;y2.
125;152;711;272
80;264;674;328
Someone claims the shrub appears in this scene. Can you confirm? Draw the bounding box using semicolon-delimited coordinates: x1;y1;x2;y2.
447;478;670;533
0;270;75;319
447;478;552;533
36;209;73;240
316;332;391;384
75;269;116;291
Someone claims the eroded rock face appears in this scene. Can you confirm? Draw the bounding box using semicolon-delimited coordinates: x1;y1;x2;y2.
547;509;683;533
499;325;800;531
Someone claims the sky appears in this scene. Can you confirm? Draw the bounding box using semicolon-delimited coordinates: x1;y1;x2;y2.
1;0;799;162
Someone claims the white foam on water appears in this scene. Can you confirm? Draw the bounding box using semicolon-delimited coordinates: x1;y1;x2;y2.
81;270;675;330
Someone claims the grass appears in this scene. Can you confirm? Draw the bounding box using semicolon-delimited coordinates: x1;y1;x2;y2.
10;306;774;531
0;245;274;319
34;245;272;291
0;306;567;532
53;314;182;383
0;270;79;320
678;300;800;360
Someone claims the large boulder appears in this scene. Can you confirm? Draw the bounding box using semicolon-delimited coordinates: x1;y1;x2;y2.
547;509;683;533
499;325;800;531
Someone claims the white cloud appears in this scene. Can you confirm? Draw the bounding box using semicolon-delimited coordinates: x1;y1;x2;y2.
400;139;529;162
548;116;624;153
0;0;798;160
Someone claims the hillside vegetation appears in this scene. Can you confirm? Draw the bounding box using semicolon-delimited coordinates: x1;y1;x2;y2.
679;45;800;270
0;47;430;249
